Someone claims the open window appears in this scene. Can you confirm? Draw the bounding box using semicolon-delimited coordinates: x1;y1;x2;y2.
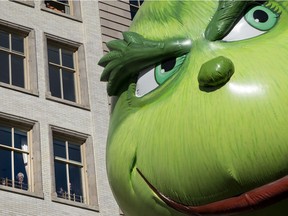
42;0;82;20
44;0;71;14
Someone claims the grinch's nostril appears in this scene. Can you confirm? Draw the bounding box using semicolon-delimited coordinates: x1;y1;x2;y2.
198;56;234;88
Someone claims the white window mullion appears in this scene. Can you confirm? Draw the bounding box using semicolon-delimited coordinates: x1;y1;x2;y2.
23;36;28;89
73;52;80;103
8;54;12;85
81;144;87;204
65;141;70;200
8;33;12;85
11;127;15;188
27;130;31;192
59;48;64;99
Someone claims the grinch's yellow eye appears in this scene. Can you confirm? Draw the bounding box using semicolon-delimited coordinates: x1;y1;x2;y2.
223;4;280;42
135;55;186;97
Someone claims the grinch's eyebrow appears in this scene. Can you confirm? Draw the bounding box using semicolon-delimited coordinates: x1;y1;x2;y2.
205;0;267;41
99;32;192;96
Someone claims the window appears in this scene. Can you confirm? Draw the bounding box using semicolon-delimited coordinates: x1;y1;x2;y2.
50;127;98;210
0;116;42;198
0;126;29;191
0;23;38;94
129;0;144;19
0;30;26;88
46;36;89;108
42;0;82;21
53;138;84;203
45;0;71;14
48;43;77;102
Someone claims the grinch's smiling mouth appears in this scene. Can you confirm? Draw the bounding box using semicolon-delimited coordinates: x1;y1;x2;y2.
137;168;288;215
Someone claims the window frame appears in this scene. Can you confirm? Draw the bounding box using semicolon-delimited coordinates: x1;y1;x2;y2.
47;41;79;103
0;29;27;88
0;113;43;199
45;34;90;109
0;126;31;191
41;0;82;22
49;126;98;211
0;22;38;95
53;137;86;203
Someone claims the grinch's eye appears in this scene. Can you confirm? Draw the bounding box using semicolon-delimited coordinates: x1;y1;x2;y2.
135;55;186;97
223;5;280;42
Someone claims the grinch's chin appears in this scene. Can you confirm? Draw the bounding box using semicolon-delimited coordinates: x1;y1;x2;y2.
137;168;288;216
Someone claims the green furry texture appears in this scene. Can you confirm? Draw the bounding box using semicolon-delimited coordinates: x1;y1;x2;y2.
102;1;288;216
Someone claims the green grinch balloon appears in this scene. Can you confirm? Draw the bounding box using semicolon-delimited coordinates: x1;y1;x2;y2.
99;0;288;215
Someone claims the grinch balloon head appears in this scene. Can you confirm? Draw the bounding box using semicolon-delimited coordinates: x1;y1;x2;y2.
99;1;288;216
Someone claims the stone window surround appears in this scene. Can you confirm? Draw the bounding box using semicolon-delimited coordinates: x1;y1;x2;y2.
44;33;90;110
0;20;38;96
0;112;43;199
49;125;99;212
10;0;35;8
41;0;82;22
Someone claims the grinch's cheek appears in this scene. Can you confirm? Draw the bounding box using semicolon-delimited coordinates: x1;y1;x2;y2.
198;56;234;91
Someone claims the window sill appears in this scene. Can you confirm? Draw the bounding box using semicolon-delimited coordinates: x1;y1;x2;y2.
51;195;99;212
46;93;90;111
0;185;44;199
10;0;35;8
0;82;39;97
41;6;82;23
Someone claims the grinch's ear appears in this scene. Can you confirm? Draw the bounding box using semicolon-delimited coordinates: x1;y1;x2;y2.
98;32;192;96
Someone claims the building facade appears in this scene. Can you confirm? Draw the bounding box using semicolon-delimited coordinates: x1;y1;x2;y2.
0;0;142;215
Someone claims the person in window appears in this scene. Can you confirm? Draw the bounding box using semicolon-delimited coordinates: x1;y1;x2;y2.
15;172;24;189
1;177;6;186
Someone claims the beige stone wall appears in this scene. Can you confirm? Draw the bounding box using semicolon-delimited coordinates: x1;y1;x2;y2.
0;0;119;215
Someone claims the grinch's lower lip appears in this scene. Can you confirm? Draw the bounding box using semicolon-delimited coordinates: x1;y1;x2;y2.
136;168;288;215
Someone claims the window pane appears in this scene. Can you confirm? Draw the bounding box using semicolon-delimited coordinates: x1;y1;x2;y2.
14;152;28;190
68;143;81;162
55;161;68;198
49;66;61;98
62;70;75;102
129;0;139;6
0;31;9;49
130;6;138;19
12;34;24;53
0;149;12;186
62;49;74;68
11;55;25;88
53;139;66;159
69;164;83;202
0;51;10;84
0;126;12;147
14;129;27;150
48;46;60;64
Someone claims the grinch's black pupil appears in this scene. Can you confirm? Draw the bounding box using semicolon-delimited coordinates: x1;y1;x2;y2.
161;58;176;72
253;10;268;23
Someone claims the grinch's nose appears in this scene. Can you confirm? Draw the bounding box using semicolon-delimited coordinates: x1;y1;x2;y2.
198;56;234;88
